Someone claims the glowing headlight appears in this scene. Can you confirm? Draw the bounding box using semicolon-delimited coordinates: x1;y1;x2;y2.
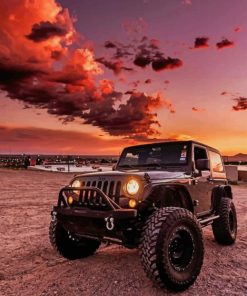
71;179;81;194
71;179;81;188
126;179;139;195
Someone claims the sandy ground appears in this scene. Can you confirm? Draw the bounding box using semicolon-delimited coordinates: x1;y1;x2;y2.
0;168;247;296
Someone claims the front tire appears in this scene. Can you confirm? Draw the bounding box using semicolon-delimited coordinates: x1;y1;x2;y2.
140;207;204;291
49;218;100;260
212;197;237;245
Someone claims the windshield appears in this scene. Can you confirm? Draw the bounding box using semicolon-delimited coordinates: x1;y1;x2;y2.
117;143;188;169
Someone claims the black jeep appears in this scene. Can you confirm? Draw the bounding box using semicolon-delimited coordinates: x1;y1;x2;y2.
49;141;237;291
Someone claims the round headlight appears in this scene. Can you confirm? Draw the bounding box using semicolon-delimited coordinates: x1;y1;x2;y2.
126;179;139;195
71;179;81;188
71;179;81;195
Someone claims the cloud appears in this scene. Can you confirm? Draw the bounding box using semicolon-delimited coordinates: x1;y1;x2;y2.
152;57;183;71
104;35;183;72
0;1;174;141
104;41;117;48
145;79;152;84
234;27;241;33
0;125;129;154
216;38;234;49
83;92;165;139
232;97;247;111
26;21;68;42
96;57;133;74
0;0;181;139
192;107;205;112
221;91;247;111
133;55;151;67
193;37;209;49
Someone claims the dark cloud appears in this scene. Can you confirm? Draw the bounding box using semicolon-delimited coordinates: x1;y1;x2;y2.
96;57;133;74
232;97;247;111
133;54;151;67
194;37;209;48
221;91;247;111
0;61;45;85
104;41;117;48
0;49;166;140
104;35;183;72
26;21;68;42
216;38;234;49
0;3;174;141
83;92;163;139
125;90;134;95
152;57;183;71
145;79;152;84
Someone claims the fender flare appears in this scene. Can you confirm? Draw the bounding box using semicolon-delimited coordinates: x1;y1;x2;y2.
211;185;233;212
139;184;194;213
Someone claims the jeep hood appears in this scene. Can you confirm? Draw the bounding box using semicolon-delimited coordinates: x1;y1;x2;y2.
75;169;188;181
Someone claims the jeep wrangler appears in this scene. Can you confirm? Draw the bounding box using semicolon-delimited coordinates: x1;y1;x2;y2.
49;141;237;291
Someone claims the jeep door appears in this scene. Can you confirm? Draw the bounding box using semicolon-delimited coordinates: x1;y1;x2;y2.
192;144;214;214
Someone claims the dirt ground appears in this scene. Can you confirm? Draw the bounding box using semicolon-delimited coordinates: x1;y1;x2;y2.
0;168;247;296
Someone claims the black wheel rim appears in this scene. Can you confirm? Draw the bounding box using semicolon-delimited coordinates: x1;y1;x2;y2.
168;227;194;270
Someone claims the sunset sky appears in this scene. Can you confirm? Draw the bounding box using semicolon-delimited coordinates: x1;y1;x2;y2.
1;0;247;155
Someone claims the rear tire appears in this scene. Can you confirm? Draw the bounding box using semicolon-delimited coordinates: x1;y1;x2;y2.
212;197;237;245
49;218;100;260
140;207;204;291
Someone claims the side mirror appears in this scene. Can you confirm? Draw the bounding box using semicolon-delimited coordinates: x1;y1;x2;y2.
112;164;117;171
196;159;210;171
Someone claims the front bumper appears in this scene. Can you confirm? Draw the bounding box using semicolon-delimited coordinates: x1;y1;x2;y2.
52;186;137;240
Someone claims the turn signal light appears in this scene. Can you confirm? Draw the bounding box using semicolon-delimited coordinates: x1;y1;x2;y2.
67;196;74;205
128;198;137;208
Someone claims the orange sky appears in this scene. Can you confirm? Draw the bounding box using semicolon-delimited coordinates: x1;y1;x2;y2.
1;0;247;155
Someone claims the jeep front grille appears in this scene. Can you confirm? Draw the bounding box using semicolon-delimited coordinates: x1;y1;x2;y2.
81;180;122;203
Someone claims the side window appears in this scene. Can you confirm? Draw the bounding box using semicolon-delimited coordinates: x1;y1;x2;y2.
209;151;224;172
194;146;208;170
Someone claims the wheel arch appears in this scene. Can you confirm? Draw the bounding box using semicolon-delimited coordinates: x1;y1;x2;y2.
211;185;233;212
140;184;194;213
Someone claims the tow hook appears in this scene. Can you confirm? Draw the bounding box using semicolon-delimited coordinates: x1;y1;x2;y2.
105;216;114;231
51;210;57;222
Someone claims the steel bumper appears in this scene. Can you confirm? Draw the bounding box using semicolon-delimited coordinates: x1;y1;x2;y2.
52;185;137;239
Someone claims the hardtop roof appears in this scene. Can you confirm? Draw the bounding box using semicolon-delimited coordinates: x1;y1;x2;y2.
123;140;221;154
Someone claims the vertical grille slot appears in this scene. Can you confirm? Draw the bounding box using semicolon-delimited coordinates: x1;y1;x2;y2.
109;181;114;198
102;181;108;194
97;181;102;190
84;181;91;203
115;181;121;203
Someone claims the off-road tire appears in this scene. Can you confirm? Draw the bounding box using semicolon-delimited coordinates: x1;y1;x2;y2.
212;197;237;245
49;218;100;260
140;207;204;291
